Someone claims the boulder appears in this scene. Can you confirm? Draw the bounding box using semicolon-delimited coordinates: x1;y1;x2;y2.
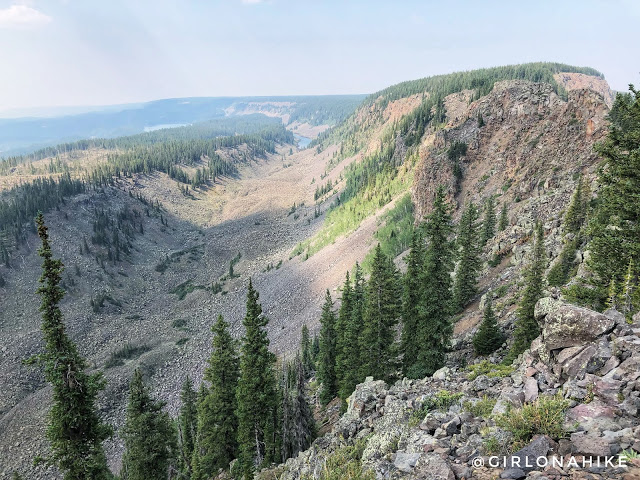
412;453;455;480
571;431;612;457
567;403;620;433
593;377;624;405
535;297;564;321
394;452;422;473
500;467;526;479
346;379;387;418
433;366;451;381
524;377;539;402
561;344;597;379
541;305;615;351
507;435;552;472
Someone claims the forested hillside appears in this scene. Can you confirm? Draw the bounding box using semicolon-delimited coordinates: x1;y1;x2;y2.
1;63;638;480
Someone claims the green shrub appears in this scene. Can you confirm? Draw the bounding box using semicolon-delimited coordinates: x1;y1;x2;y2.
464;396;497;418
105;343;151;368
170;279;206;300
313;438;374;480
467;360;514;380
495;394;569;451
410;390;463;425
172;318;187;329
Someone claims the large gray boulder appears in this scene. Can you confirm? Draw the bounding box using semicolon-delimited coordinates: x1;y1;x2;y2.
540;305;615;351
506;435;552;472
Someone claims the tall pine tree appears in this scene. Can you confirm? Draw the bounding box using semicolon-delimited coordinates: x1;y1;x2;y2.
192;314;239;479
452;202;482;311
121;369;176;480
564;175;589;235
339;264;366;401
30;213;112;480
401;230;425;376
300;324;314;375
335;271;352;399
481;195;497;245
588;86;640;292
360;244;401;382
235;280;278;478
509;222;546;360
499;202;509;231
473;297;504;355
317;290;338;404
177;377;197;479
410;186;455;378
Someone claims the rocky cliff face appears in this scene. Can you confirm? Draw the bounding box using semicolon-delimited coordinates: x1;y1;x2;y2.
413;80;609;221
265;302;640;480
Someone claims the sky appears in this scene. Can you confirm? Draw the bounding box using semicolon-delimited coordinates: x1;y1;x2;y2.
0;0;638;114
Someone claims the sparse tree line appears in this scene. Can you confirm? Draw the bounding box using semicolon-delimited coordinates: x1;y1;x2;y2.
0;123;294;263
312;185;513;409
23;214;315;480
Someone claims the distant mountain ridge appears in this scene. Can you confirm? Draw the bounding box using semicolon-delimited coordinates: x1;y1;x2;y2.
0;94;365;157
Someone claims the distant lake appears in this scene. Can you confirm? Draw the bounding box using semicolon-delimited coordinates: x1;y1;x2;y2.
144;123;188;132
294;134;312;149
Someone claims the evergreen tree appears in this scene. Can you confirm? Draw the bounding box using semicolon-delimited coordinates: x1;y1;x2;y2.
339;264;365;400
564;175;589;234
335;271;352;396
546;236;579;287
300;324;314;375
481;195;496;245
192;315;239;479
499;203;509;231
30;213;112;480
280;355;315;461
452;202;482;311
235;280;278;478
509;222;546;360
473;297;504;355
317;290;338;404
311;335;320;366
401;231;425;376
588;86;640;290
410;186;455;378
121;369;176;480
177;377;197;479
360;244;401;382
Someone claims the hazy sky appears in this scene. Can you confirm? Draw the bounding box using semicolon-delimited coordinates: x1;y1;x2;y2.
0;0;638;113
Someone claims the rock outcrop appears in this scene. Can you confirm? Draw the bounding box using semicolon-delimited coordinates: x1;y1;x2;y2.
264;303;640;479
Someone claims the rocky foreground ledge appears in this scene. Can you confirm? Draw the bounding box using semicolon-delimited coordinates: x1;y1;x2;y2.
260;301;640;480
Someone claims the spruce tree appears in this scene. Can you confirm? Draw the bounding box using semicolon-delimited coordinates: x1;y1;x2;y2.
410;186;455;378
509;222;546;360
300;324;314;375
177;377;197;479
339;264;365;400
280;355;315;461
235;280;277;478
401;231;425;376
192;314;239;479
481;195;496;245
335;271;352;397
452;202;482;311
317;290;338;404
121;369;176;480
30;213;112;480
499;203;509;231
361;244;401;382
564;175;589;234
588;86;640;290
473;298;504;355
